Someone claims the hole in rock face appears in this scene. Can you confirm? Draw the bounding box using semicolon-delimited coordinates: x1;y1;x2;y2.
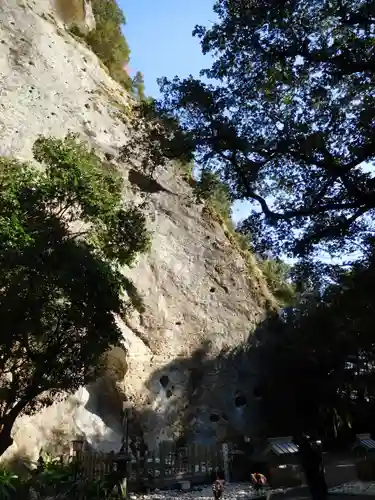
209;287;216;293
128;169;168;194
159;375;169;388
175;321;182;326
176;436;187;448
234;394;247;408
166;389;173;399
104;152;114;161
189;368;204;392
210;413;220;423
253;386;262;399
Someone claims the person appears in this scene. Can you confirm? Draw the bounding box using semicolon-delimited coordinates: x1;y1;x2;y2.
294;434;327;500
212;477;225;500
250;472;268;493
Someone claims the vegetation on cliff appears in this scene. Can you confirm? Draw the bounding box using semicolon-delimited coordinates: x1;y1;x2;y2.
193;171;296;306
0;135;149;457
85;0;132;90
68;0;146;100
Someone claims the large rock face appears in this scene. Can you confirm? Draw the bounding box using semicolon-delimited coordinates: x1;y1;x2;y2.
0;0;276;464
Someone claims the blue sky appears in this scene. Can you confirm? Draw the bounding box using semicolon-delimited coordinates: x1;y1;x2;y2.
121;0;250;223
122;0;215;98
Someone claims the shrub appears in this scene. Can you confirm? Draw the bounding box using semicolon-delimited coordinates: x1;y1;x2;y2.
258;258;296;307
85;0;132;90
194;170;232;222
67;0;134;91
0;468;20;499
132;71;146;101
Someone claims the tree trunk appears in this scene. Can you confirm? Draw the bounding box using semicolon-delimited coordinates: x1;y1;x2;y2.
0;427;14;457
0;392;36;458
297;438;327;500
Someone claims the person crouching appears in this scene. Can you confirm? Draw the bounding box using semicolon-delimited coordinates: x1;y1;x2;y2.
250;472;267;493
212;478;225;499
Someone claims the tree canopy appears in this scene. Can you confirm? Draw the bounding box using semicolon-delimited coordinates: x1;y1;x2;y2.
132;71;146;102
156;0;375;259
0;135;149;456
257;244;375;442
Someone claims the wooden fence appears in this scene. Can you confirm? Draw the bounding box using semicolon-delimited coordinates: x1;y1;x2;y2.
77;441;224;490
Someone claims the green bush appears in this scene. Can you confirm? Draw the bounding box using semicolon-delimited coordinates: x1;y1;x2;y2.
258;258;296;307
32;456;76;498
0;468;20;499
69;0;133;91
132;71;146;101
87;0;132;90
33;455;122;499
194;170;232;222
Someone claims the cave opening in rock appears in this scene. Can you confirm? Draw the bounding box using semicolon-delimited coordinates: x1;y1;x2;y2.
253;386;263;399
166;389;173;399
209;287;216;293
234;394;247;408
159;375;169;388
209;413;220;422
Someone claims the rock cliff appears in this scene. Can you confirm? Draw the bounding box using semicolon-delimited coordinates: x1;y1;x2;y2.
0;0;276;463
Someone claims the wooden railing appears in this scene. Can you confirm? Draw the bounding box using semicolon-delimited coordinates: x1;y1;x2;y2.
77;441;224;490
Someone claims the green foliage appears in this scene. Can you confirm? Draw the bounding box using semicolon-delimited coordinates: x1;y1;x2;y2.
195;172;292;305
4;452;122;499
180;160;194;176
132;71;146;101
119;99;194;177
0;135;149;457
258;258;296;307
0;469;19;499
157;0;375;260
70;0;133;91
258;248;375;440
33;457;76;497
194;170;232;221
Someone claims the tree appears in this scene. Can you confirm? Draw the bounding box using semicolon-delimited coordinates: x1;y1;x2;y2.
132;71;146;102
258;248;375;441
119;99;194;177
156;0;375;259
0;135;150;456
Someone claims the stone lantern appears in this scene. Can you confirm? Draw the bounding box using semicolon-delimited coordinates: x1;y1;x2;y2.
71;435;85;456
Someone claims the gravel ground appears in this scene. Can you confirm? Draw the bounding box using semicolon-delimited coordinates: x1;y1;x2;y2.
128;481;375;500
329;481;375;496
129;482;302;500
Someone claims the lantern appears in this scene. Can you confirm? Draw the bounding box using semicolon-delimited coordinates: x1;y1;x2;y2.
72;436;85;454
